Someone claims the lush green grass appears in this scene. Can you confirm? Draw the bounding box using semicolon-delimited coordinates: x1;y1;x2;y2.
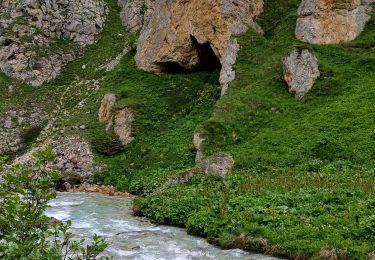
132;1;375;259
1;0;375;258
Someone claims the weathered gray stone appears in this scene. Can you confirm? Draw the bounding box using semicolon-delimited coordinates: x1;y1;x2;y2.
118;0;145;32
158;152;235;193
197;152;235;177
193;130;205;163
0;0;107;86
113;107;135;146
0;108;46;155
283;48;320;99
14;137;95;183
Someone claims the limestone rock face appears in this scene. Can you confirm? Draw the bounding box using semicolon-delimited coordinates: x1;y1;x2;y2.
160;152;234;192
14;137;95;183
113;107;135;146
53;137;94;183
118;0;155;32
296;0;374;44
98;94;135;146
134;0;263;95
0;108;46;155
98;94;117;122
0;0;106;86
283;48;320;99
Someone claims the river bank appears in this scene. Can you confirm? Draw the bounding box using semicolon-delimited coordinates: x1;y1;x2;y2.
46;192;282;260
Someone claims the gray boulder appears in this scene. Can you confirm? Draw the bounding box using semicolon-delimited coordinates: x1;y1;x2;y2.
283;48;320;99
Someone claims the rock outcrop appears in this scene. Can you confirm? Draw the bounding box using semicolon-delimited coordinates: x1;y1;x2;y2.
113;107;135;146
159;152;234;192
53;137;94;183
0;108;46;155
193;131;205;163
283;48;320;99
14;137;95;183
0;0;106;86
132;0;263;95
118;0;149;32
197;152;235;177
98;93;117;122
296;0;374;44
98;94;135;146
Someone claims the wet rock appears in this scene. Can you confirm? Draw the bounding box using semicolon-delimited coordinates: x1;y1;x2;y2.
73;183;131;197
296;0;374;44
49;217;63;226
132;203;144;217
283;48;320;99
62;182;73;192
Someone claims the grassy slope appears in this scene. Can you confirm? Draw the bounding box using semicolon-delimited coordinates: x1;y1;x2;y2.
134;1;375;259
1;0;374;258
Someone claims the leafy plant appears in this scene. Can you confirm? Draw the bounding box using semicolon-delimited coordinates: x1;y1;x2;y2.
0;148;110;259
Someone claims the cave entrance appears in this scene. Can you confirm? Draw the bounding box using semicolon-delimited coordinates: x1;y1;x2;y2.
157;35;222;74
191;36;222;71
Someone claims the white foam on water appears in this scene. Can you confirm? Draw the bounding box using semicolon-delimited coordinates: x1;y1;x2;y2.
48;200;84;207
71;221;94;229
45;209;71;221
46;193;282;260
108;219;161;233
106;247;135;257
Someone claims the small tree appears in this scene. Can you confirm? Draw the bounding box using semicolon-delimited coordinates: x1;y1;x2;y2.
0;147;110;259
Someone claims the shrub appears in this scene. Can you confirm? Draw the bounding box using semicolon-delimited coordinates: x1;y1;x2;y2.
90;130;124;156
0;148;109;259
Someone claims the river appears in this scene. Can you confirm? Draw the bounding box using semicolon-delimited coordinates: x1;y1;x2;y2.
46;192;280;260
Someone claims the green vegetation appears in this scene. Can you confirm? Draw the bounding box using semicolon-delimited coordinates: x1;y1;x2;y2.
0;149;108;259
1;0;374;258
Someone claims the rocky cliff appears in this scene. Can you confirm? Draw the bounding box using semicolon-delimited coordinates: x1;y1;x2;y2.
128;0;263;95
0;0;106;86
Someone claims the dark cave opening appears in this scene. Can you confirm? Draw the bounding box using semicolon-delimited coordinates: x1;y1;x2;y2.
157;35;222;74
191;36;222;71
